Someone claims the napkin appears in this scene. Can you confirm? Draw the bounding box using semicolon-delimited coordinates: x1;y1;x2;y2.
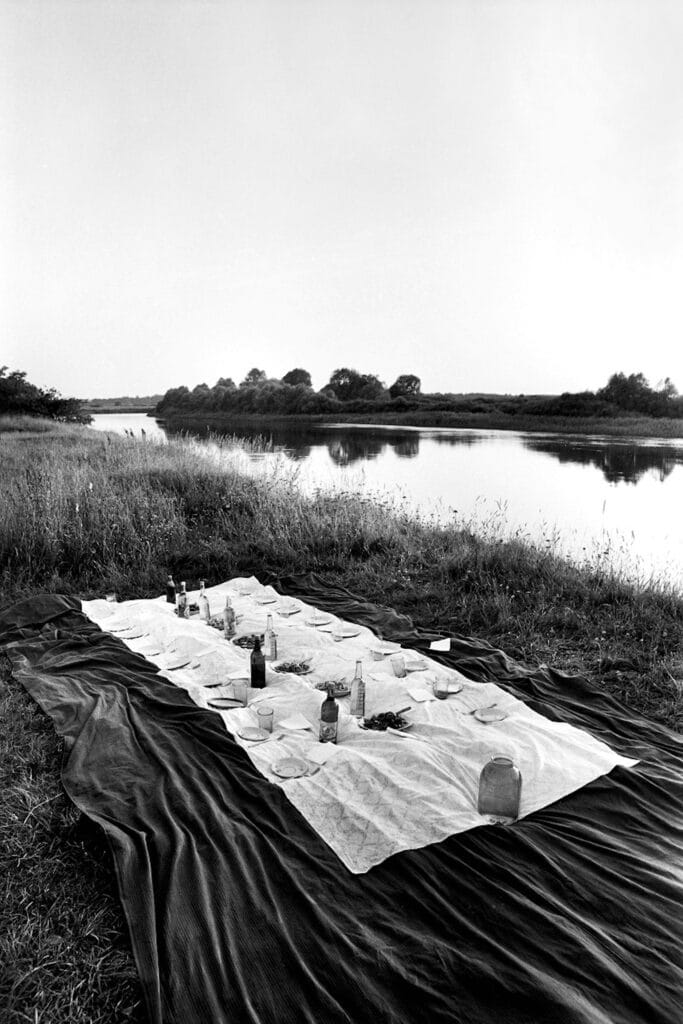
305;743;340;765
429;638;451;652
406;684;437;703
278;713;314;732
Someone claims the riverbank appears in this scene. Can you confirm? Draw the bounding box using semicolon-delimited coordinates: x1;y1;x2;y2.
1;418;682;1021
158;408;683;439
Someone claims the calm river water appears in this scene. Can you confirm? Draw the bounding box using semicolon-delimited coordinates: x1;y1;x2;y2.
90;413;683;590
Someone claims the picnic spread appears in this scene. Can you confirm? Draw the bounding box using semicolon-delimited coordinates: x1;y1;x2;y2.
83;580;636;874
2;575;681;1024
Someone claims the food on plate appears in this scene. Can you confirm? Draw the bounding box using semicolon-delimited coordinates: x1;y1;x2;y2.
362;711;408;731
232;633;265;649
274;660;311;674
315;679;351;697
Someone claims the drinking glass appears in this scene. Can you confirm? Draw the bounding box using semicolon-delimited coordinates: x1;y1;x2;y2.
256;705;274;733
390;654;406;678
231;678;249;707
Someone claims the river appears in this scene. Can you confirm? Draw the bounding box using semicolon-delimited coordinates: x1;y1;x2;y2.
89;413;683;590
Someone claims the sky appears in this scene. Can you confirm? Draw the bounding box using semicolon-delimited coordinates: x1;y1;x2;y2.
2;0;682;399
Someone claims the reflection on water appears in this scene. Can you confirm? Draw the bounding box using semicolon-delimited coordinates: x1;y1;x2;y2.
164;423;488;464
523;437;682;484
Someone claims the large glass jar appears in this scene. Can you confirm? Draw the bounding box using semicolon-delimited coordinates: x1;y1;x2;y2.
477;754;522;822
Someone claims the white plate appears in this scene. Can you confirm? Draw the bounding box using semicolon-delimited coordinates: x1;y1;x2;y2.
319;626;361;639
137;643;163;657
255;596;277;605
405;658;427;672
107;619;133;632
369;644;399;659
238;726;270;742
118;628;149;640
304;615;332;627
163;654;198;671
271;756;309;779
474;707;508;723
276;606;300;617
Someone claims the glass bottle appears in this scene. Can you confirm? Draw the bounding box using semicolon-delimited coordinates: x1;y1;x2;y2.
165;574;176;604
176;581;188;619
199;580;210;621
349;659;365;718
223;595;236;639
264;613;277;661
477;754;522;822
319;683;338;743
250;636;266;689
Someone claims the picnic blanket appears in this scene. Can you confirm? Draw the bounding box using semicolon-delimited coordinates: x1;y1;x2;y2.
1;575;682;1024
81;580;636;873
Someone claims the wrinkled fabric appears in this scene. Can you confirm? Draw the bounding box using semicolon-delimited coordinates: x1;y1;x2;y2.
2;580;682;1024
83;581;637;874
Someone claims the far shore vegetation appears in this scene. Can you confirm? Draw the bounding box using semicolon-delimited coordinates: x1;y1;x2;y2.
1;415;683;1022
6;363;683;439
155;366;683;438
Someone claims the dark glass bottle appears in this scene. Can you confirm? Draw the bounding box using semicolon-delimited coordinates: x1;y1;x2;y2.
319;683;339;743
477;754;522;821
250;636;266;689
166;574;176;604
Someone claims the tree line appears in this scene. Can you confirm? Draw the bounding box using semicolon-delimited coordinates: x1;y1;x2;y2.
0;367;91;423
156;368;683;420
155;367;423;417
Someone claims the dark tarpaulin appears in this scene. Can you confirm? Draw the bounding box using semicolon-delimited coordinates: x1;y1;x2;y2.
1;578;682;1024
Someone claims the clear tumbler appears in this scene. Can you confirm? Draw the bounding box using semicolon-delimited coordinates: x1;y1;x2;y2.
477;754;522;822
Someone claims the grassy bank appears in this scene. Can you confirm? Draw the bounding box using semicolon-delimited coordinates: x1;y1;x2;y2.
160;408;683;439
2;417;683;1022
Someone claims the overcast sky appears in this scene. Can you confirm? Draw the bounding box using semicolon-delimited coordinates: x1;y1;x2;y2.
2;0;682;399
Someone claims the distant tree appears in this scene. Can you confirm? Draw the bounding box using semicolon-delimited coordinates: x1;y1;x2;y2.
0;366;90;423
281;368;312;387
356;375;385;401
215;376;236;390
389;373;421;399
656;377;678;400
326;367;361;401
326;368;385;402
240;367;267;388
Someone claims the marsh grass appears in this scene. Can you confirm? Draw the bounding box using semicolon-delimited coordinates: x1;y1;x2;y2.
1;417;683;1022
163;409;683;439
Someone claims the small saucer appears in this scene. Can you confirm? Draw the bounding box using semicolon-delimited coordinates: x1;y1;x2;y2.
238;726;270;742
474;708;508;723
271;756;309;779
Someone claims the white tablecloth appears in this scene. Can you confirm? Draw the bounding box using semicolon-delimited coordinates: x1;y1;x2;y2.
83;578;637;874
